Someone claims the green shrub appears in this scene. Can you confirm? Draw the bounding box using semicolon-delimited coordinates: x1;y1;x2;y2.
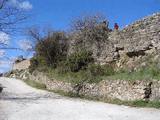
35;31;68;67
87;64;115;76
87;64;105;76
103;64;115;76
56;61;70;74
29;56;49;73
66;50;94;72
29;57;39;73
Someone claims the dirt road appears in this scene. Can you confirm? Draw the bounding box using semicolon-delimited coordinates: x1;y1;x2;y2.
0;77;160;120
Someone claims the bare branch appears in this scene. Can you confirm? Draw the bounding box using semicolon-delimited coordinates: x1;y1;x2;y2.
0;0;8;10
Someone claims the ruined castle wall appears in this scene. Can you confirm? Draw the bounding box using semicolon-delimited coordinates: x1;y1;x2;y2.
13;59;30;70
110;13;160;52
69;13;160;65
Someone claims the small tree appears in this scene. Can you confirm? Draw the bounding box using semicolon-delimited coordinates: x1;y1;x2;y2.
71;14;109;32
69;14;110;56
66;50;94;72
28;27;69;67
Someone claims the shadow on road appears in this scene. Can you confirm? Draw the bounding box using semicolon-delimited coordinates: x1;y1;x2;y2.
0;91;62;102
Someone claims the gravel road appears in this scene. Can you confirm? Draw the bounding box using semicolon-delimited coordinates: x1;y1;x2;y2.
0;77;160;120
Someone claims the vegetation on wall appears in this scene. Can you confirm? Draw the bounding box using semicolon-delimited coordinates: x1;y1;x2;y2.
28;14;160;85
28;15;117;86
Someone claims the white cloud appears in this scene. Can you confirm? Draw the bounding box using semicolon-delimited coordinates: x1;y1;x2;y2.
0;60;12;73
19;40;33;51
0;50;6;57
10;0;33;10
19;1;33;10
0;60;12;65
0;32;10;45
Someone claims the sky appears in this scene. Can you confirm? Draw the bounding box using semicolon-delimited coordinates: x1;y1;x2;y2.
29;0;160;29
0;0;160;73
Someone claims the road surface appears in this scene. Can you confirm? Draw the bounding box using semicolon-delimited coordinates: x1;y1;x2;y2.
0;77;160;120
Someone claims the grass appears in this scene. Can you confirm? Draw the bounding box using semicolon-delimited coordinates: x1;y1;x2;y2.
35;64;160;86
41;67;104;84
24;79;46;90
105;67;160;81
130;100;160;108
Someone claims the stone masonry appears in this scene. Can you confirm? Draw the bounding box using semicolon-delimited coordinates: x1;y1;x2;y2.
8;70;160;101
69;13;160;70
12;59;30;70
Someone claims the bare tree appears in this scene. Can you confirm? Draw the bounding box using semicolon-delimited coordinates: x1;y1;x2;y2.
69;14;110;56
0;0;32;71
70;13;109;32
0;0;31;50
0;0;29;34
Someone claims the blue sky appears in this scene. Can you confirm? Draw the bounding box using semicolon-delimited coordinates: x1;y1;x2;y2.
29;0;160;29
1;0;160;73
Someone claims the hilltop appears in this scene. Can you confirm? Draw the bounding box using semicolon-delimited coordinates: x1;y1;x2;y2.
6;13;160;106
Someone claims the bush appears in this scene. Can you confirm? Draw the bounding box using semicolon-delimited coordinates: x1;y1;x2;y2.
87;64;105;76
29;56;49;73
66;50;94;72
56;61;70;74
29;57;39;73
103;64;115;76
35;31;68;67
87;64;115;76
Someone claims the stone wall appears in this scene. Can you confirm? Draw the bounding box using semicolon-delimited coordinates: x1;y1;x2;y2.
110;13;160;52
8;70;160;101
12;59;30;70
68;13;160;69
12;13;160;70
151;81;160;100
